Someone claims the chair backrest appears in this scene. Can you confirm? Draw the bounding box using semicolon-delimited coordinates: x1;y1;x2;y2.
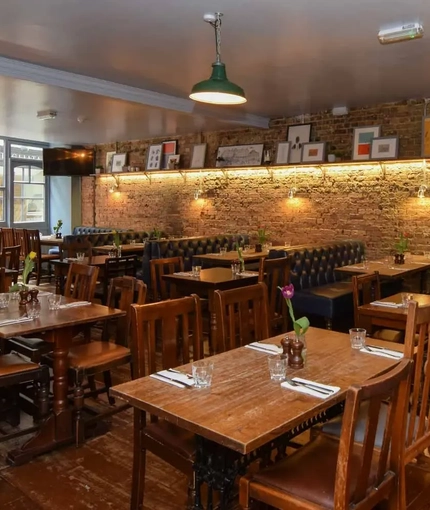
64;263;99;301
62;239;93;261
259;256;290;334
130;295;203;379
13;228;28;259
103;255;137;304
335;358;411;508
24;229;42;259
1;228;15;250
352;271;381;327
104;276;147;346
150;256;184;301
214;282;270;353
0;245;21;280
0;267;6;292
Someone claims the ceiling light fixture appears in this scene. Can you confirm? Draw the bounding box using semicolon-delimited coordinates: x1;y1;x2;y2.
36;110;57;120
378;23;424;44
109;175;120;193
190;12;246;106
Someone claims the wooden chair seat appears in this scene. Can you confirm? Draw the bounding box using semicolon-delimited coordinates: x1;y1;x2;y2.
0;353;41;376
67;342;130;370
247;435;378;508
144;420;195;461
373;328;404;343
6;336;52;363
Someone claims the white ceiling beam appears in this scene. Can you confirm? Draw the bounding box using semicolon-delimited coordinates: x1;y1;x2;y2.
0;56;269;129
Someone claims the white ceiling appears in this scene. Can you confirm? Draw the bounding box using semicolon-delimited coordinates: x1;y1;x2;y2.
0;0;428;144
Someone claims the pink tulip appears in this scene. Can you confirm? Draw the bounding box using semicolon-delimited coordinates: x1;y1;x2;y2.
281;284;294;300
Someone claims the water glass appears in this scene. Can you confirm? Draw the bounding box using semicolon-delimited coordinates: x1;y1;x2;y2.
48;294;62;310
231;262;240;276
0;293;10;309
76;252;85;262
192;265;202;277
219;247;227;255
349;328;366;350
9;290;19;301
243;244;250;252
192;360;214;388
284;240;291;248
268;356;287;381
27;301;41;319
401;292;413;308
130;239;136;245
362;256;369;269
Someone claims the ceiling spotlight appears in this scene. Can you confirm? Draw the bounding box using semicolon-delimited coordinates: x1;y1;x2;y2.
378;23;424;44
36;110;57;120
288;187;297;199
190;12;246;105
418;184;427;198
109;176;120;193
194;188;203;200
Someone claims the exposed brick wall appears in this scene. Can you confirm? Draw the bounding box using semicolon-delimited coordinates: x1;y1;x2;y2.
82;99;430;258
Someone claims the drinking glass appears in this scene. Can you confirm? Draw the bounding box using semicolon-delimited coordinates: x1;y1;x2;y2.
27;301;41;319
130;239;136;245
0;293;10;309
284;240;291;248
192;265;202;277
231;262;240;276
244;244;250;252
268;356;287;381
9;290;19;301
362;256;369;269
401;292;413;308
219;247;227;255
48;294;62;310
76;252;85;262
349;328;366;350
192;360;214;388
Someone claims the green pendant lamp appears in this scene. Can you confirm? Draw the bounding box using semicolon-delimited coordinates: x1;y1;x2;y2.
190;13;246;106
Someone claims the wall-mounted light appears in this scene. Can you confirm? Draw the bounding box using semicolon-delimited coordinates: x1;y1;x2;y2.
109;175;120;193
418;184;427;198
288;187;297;199
194;188;203;200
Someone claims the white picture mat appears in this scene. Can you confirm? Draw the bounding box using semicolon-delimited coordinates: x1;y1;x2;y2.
352;126;381;161
287;124;312;164
111;153;126;172
146;144;163;170
301;142;326;163
370;137;399;160
105;151;116;172
275;142;291;165
216;144;264;167
190;144;207;168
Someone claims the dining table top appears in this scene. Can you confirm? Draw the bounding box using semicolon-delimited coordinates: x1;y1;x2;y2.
335;256;430;278
92;243;146;254
51;255;110;267
111;327;401;455
40;235;63;246
162;267;259;287
358;292;430;318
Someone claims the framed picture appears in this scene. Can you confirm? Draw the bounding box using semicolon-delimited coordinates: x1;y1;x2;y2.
216;143;264;167
190;143;207;168
287;123;312;163
301;142;326;163
167;154;181;169
146;144;163;171
111;153;127;172
370;137;399;160
352;126;381;161
162;140;177;169
422;117;430;157
275;141;291;165
105;151;116;173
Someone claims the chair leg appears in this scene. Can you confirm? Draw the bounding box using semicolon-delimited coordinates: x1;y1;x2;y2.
239;475;252;510
186;472;196;509
73;373;85;447
88;375;97;394
131;409;146;510
103;371;115;405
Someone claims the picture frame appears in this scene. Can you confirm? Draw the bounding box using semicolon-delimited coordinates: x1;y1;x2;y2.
370;136;399;160
105;151;116;173
190;143;207;169
287;123;312;163
215;143;264;167
167;154;181;169
352;126;381;161
111;153;127;173
146;143;163;171
275;141;291;165
162;140;177;169
301;142;326;163
422;116;430;157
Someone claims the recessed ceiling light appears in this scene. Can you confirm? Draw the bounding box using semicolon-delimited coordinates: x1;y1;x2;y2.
36;110;57;120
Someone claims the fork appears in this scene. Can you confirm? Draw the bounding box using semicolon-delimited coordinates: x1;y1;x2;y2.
167;368;194;379
285;377;332;396
362;345;400;359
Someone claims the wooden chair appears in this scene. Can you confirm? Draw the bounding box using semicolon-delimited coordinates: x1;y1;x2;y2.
258;256;290;335
239;358;412;510
353;271;403;342
95;254;137;304
129;295;203;509
214;282;270;352
13;228;28;263
0;245;21;284
25;229;58;285
66;276;146;445
0;353;50;443
0;228;15;250
150;256;184;301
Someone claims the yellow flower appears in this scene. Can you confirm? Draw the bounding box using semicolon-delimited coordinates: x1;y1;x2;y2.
29;251;36;260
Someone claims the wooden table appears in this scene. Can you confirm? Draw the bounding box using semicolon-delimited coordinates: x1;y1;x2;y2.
193;249;269;268
0;295;124;465
51;255;110;294
92;243;146;255
111;327;401;509
40;235;63;248
163;267;259;353
357;292;430;332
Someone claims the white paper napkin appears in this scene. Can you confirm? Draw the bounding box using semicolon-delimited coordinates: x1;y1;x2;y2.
150;370;194;388
238;271;258;277
281;377;340;399
246;342;283;354
370;301;402;308
0;317;33;326
173;272;193;277
360;346;403;359
59;301;91;309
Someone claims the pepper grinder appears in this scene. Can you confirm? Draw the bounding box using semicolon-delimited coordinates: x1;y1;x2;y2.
289;338;304;369
280;336;291;360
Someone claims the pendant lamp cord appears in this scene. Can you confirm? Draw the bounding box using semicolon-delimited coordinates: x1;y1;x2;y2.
210;13;223;64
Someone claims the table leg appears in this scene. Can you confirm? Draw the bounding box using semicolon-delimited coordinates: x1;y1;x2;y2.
7;327;74;465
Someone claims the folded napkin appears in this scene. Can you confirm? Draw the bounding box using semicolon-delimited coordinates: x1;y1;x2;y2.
281;377;340;399
370;301;402;308
238;271;258;277
63;257;78;262
246;342;283;354
347;265;365;269
150;370;194;388
0;317;33;326
59;301;91;309
360;345;403;359
173;272;193;277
